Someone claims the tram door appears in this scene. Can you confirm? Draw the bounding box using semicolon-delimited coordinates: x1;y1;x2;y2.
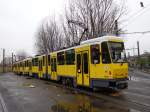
51;57;57;80
76;51;90;86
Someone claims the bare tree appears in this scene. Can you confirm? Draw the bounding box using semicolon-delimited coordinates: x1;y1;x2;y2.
35;23;48;54
35;17;64;54
63;0;126;46
62;3;85;47
35;0;126;53
46;18;64;51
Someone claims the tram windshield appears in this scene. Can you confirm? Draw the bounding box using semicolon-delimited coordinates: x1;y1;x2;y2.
108;42;127;63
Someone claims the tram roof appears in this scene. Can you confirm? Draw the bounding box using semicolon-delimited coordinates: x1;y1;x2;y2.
52;35;123;54
80;35;123;45
13;36;123;64
14;57;32;64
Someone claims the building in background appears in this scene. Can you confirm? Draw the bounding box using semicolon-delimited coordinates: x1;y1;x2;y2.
128;52;150;70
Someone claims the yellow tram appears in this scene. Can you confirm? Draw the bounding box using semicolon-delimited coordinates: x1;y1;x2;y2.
13;36;128;89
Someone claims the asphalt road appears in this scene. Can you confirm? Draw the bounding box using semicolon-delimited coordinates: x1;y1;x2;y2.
0;71;150;112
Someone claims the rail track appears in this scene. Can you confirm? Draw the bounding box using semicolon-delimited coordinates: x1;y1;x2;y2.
42;78;150;112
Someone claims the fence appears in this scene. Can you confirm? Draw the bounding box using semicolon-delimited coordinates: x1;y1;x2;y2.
0;65;12;73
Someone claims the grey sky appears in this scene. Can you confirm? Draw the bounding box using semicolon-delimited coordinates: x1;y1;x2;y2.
0;0;65;59
0;0;150;60
123;0;150;56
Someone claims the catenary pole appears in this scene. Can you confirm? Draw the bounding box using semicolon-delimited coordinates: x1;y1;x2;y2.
3;49;5;73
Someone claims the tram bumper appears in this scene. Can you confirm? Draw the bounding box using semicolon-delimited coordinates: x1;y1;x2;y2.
91;78;128;89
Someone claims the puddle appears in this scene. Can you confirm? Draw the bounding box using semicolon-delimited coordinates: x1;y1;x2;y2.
22;83;35;88
26;77;32;79
22;83;31;87
129;109;141;112
110;92;121;97
50;95;130;112
129;76;140;82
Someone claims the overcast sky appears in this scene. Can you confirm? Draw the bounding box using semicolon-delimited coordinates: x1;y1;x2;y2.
123;0;150;56
0;0;150;60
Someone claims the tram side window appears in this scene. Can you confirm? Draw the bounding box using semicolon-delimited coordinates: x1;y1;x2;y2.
22;62;24;69
35;58;38;66
25;61;27;67
32;58;38;66
29;62;32;70
25;61;28;67
24;61;27;67
91;44;100;64
20;63;22;67
43;56;45;66
38;60;42;71
32;59;34;66
51;59;53;71
66;49;75;65
51;58;56;72
57;52;65;65
54;58;56;71
48;55;51;65
27;61;28;67
101;42;111;64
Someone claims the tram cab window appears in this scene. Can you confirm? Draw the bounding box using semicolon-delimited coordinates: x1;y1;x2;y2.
101;42;111;64
91;44;100;64
108;42;126;63
66;49;75;65
57;52;65;65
